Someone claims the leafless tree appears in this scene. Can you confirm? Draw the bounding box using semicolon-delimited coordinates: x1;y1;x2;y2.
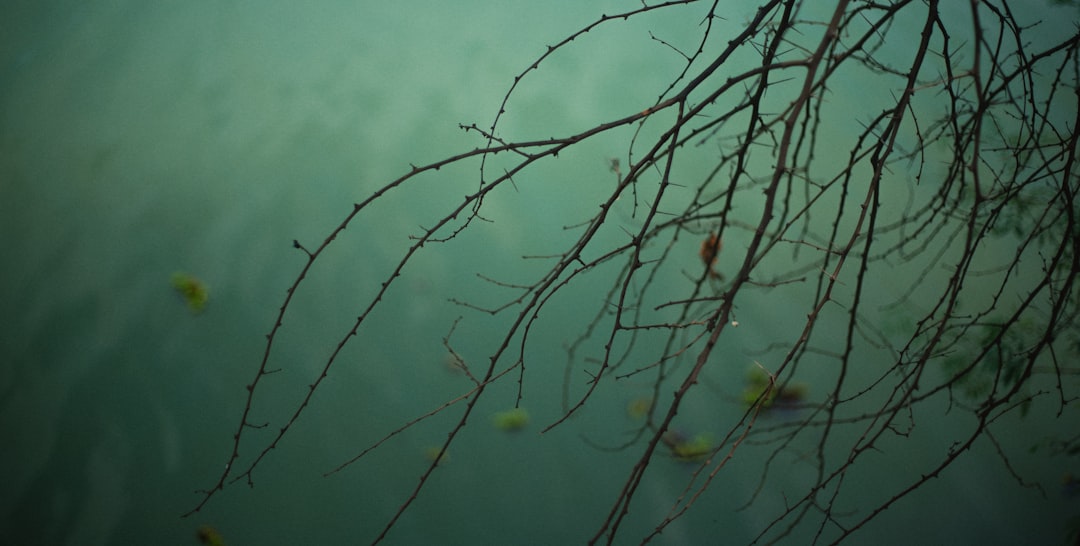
185;1;1080;543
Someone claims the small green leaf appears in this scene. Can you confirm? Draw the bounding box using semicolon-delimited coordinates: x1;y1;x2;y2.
172;272;209;313
493;408;529;431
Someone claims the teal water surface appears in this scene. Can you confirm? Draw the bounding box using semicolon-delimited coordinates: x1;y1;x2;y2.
1;1;1078;545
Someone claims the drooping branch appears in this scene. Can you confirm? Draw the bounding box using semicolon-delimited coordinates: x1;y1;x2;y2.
186;1;1080;544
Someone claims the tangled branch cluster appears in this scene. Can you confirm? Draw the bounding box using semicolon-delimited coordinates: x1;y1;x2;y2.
187;1;1079;543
